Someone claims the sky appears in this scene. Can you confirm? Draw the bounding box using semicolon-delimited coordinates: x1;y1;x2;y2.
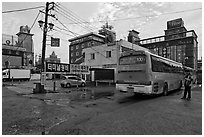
1;1;203;63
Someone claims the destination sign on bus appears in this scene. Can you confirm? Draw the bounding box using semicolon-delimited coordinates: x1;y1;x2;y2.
119;56;146;65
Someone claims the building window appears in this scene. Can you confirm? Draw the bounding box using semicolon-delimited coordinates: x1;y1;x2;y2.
16;51;20;55
71;53;73;57
88;42;92;47
91;53;95;60
76;52;79;56
71;46;74;51
83;52;85;58
76;45;79;49
81;43;84;49
106;51;111;58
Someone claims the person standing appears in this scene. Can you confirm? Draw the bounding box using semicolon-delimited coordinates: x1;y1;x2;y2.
181;73;193;101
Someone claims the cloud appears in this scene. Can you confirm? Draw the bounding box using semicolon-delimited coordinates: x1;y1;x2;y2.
90;2;172;39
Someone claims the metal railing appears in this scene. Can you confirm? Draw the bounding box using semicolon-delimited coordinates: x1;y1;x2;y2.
2;34;18;46
138;30;196;45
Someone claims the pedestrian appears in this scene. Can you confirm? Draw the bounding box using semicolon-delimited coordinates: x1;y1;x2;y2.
181;73;193;101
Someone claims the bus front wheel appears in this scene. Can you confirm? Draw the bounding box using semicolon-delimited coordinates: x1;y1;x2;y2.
163;83;168;96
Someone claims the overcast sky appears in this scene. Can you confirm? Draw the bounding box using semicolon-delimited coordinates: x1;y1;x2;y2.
2;1;202;63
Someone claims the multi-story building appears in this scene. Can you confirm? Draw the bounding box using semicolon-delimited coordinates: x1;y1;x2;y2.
82;40;149;81
2;25;34;69
138;18;198;70
68;32;105;64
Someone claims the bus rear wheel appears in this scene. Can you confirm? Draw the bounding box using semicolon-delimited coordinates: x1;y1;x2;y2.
163;83;168;96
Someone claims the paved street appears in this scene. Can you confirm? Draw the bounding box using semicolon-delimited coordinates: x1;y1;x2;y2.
2;80;202;135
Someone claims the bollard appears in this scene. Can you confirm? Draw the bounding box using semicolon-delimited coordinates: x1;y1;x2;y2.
53;81;56;92
11;77;14;86
76;84;79;90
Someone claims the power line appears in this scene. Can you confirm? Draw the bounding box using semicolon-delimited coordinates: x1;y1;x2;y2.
54;7;95;33
2;6;44;13
53;27;75;37
54;16;81;36
54;3;97;32
54;7;202;25
56;2;98;30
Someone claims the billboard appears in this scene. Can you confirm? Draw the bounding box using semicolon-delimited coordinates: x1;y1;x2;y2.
2;55;22;67
45;62;70;72
70;64;89;74
167;18;184;29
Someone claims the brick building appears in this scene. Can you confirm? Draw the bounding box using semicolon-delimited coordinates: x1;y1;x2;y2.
68;32;105;64
137;18;198;70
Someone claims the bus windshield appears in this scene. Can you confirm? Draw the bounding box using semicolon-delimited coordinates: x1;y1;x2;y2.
119;55;146;65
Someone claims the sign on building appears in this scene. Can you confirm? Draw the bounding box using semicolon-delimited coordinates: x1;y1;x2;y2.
70;64;89;74
51;37;60;47
45;62;70;72
167;18;184;29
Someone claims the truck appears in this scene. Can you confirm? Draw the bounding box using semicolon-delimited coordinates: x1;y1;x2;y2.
2;69;31;81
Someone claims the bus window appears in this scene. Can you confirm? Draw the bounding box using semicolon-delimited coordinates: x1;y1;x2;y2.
119;55;146;65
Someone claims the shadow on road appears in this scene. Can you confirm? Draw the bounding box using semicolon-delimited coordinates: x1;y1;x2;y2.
116;89;183;104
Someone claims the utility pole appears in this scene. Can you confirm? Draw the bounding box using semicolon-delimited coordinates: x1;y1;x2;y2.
36;2;54;93
41;2;49;73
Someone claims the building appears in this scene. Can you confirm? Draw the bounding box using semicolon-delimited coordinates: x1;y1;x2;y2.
197;59;202;84
45;51;61;63
82;40;149;81
138;18;198;70
2;25;34;69
127;30;140;45
68;32;105;64
98;22;116;44
197;59;202;70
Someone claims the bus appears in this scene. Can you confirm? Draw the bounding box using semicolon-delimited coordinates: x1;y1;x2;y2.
196;70;202;84
116;50;184;95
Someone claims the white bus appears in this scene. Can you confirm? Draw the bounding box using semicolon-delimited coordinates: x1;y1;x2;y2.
116;50;184;95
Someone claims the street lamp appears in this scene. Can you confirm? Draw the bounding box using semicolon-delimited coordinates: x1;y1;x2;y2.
38;20;54;32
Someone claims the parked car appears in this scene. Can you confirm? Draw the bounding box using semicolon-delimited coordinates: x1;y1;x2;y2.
60;75;86;88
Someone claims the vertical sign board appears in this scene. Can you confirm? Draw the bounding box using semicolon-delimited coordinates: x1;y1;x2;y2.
51;37;60;47
41;73;46;85
45;62;70;72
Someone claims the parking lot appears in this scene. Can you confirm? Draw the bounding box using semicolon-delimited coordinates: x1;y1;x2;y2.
2;80;202;135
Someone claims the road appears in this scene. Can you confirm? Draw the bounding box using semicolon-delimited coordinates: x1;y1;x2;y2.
2;80;202;135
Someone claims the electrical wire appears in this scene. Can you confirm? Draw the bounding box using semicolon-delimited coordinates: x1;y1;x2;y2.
54;3;97;32
53;7;202;25
2;6;45;13
54;7;95;33
56;2;98;31
54;16;81;36
53;27;75;37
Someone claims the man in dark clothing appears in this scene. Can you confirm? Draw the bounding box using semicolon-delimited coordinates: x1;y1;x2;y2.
181;73;193;101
